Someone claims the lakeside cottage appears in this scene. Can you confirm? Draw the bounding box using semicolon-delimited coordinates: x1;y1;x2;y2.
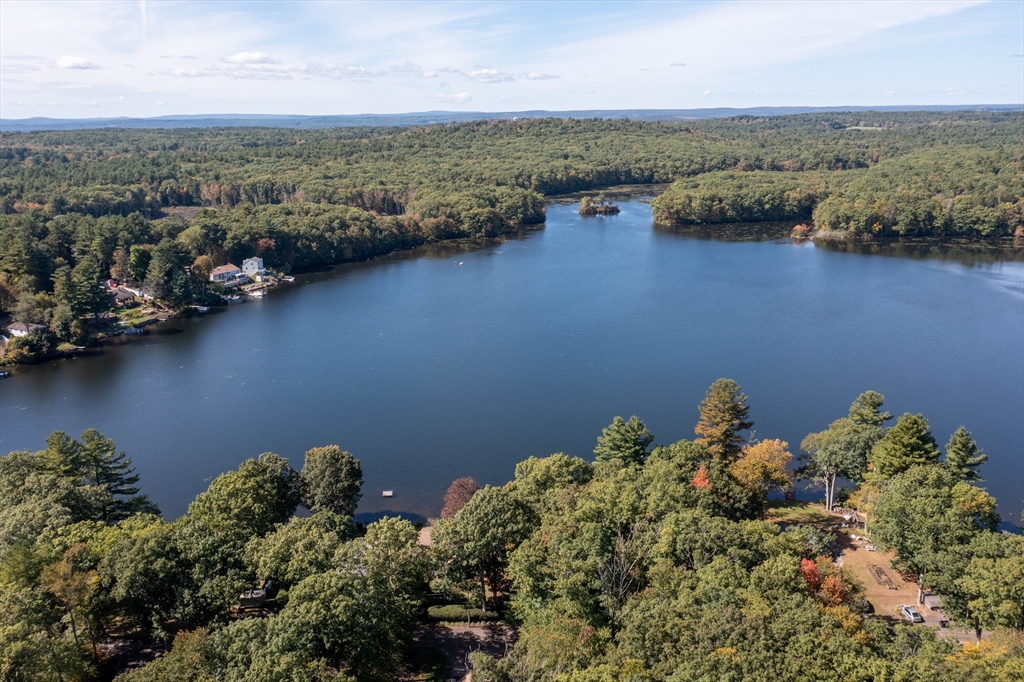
113;288;137;307
242;257;265;278
6;322;47;337
210;264;248;287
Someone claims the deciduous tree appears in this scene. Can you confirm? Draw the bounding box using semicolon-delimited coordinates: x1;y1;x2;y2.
440;476;480;518
300;446;363;517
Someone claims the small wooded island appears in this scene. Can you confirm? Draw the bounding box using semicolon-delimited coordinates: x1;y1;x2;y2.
578;194;621;215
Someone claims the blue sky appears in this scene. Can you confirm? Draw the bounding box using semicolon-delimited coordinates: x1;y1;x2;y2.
1;0;1021;118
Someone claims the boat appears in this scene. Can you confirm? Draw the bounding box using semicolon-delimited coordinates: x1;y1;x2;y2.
223;294;242;303
0;370;10;378
382;490;394;498
247;289;266;298
191;305;210;313
282;275;295;282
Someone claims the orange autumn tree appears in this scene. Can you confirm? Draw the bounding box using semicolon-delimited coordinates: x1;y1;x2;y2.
691;466;712;490
729;438;793;504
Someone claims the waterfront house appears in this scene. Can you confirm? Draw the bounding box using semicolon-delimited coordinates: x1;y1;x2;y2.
113;287;137;307
210;264;247;287
7;322;47;337
242;257;265;278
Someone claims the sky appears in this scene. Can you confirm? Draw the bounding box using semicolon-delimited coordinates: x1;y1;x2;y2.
0;0;1021;119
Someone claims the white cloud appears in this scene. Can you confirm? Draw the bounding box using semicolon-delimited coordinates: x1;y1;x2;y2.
670;62;686;67
56;55;99;69
223;51;277;65
435;91;472;103
704;90;712;96
390;61;438;78
465;68;513;83
525;71;559;80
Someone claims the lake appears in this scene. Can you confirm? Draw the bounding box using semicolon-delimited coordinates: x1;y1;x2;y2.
2;200;1022;523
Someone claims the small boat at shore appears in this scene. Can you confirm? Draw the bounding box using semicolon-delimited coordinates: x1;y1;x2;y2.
282;275;295;282
191;305;210;313
0;370;10;379
247;289;266;298
223;294;242;303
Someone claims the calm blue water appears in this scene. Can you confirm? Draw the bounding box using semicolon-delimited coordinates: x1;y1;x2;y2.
2;200;1022;522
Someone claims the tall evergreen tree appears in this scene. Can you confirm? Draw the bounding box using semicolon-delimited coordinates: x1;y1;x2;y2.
944;426;988;482
79;429;158;522
869;413;940;480
848;390;892;428
40;431;85;479
70;257;111;318
51;262;76;314
594;416;653;467
694;378;753;463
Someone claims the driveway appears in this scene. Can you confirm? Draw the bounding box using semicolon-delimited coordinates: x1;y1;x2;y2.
414;623;517;681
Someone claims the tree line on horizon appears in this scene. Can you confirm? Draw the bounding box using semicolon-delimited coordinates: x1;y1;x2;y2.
2;379;1021;681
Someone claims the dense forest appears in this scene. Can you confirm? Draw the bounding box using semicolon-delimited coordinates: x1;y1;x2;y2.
2;381;1022;681
1;111;1021;359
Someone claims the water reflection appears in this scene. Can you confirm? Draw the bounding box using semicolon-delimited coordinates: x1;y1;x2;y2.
812;238;1024;266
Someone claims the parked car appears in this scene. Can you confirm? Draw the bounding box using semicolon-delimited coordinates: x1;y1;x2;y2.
899;605;924;623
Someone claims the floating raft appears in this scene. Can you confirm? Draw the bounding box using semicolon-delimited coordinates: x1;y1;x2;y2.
382;490;394;498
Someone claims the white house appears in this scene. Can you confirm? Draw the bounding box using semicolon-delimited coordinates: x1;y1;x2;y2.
210;264;244;286
242;257;265;278
7;322;47;337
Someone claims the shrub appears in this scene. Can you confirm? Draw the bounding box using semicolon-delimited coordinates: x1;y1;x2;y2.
426;605;501;623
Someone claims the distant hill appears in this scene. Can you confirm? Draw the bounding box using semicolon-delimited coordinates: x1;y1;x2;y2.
2;104;1020;132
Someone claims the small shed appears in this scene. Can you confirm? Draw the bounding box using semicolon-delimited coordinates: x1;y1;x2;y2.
923;594;942;611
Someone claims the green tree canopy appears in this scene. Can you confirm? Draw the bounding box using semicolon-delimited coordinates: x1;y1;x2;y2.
300;445;363;517
944;426;988;482
799;417;879;509
870;413;940;480
187;453;301;537
848;390;892;428
694;378;754;463
594;415;653;467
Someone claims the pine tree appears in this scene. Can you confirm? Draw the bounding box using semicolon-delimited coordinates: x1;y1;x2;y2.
695;378;753;463
40;431;85;479
79;429;158;522
944;426;988;482
70;257;111;318
848;390;892;428
594;415;653;466
869;413;940;480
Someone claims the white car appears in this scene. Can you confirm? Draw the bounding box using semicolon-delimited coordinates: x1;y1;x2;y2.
899;605;924;623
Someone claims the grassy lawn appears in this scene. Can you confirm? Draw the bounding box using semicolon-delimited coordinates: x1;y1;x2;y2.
115;307;164;328
765;499;842;525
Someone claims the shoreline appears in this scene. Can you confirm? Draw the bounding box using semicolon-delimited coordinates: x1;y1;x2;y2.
3;205;1021;374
